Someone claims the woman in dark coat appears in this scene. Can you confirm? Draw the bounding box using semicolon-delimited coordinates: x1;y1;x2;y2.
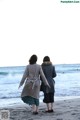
40;56;57;112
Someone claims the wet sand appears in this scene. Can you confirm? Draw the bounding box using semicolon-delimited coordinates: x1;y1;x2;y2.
0;98;80;120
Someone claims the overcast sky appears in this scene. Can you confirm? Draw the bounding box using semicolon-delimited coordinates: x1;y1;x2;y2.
0;0;80;66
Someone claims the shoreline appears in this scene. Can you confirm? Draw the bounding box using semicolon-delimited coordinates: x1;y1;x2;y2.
0;98;80;120
0;95;80;108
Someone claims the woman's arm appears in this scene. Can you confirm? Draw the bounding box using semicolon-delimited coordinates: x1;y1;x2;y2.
39;66;50;87
18;66;28;88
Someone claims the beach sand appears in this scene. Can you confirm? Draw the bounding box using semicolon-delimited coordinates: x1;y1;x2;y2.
0;98;80;120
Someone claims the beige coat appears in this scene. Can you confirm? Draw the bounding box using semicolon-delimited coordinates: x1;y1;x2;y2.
19;64;48;99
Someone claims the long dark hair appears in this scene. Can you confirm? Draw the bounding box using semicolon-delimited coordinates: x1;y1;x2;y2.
29;54;37;64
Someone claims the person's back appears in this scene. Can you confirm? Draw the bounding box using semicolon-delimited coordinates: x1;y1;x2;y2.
41;56;57;112
41;62;56;93
26;64;41;80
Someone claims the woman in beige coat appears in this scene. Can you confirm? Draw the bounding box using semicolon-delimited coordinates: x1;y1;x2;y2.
19;54;50;114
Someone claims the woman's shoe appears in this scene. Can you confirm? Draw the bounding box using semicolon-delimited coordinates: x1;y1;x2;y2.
45;110;49;113
33;111;38;115
45;109;54;113
48;109;54;112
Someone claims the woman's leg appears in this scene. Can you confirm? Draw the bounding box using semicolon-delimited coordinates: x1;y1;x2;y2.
46;103;52;111
32;105;39;112
31;97;39;113
49;93;54;110
32;105;38;114
32;104;36;112
51;103;53;110
46;103;54;112
46;103;49;110
48;103;52;110
36;106;39;112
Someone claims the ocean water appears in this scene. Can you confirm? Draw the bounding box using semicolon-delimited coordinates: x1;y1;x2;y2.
0;64;80;107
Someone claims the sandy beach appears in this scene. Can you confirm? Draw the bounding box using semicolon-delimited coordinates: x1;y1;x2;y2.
0;98;80;120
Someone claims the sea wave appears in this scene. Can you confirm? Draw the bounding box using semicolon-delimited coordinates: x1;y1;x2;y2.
56;68;80;73
0;72;9;75
0;72;23;76
0;96;20;99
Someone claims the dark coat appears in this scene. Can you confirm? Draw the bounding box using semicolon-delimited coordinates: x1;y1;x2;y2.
40;62;57;93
